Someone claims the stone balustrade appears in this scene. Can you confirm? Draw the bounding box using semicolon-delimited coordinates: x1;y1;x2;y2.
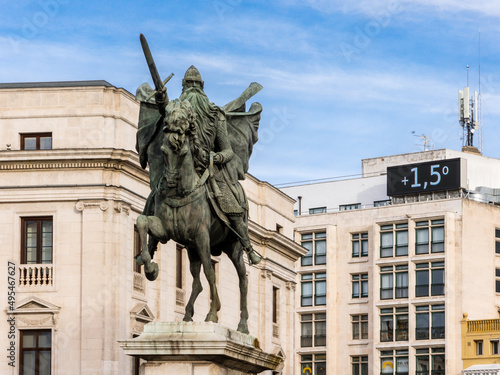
19;264;53;286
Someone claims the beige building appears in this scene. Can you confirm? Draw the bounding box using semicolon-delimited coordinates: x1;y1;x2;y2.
0;81;306;375
281;149;500;375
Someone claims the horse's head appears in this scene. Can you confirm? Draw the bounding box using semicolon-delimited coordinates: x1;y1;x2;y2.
161;100;197;190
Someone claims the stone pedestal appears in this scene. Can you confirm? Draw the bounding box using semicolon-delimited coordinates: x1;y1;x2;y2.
119;322;283;375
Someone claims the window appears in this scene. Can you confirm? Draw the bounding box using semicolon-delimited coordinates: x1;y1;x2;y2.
20;329;52;375
301;313;326;347
492;340;499;355
415;305;445;340
496;228;500;254
272;287;279;324
309;207;327;214
352;314;368;340
380;307;408;342
301;232;327;266
415;262;444;297
374;200;391;207
176;244;183;289
416;347;445;375
380;223;408;258
301;354;326;375
352;233;368;258
415;219;444;254
496;268;500;293
21;133;52;150
340;203;361;211
352;273;368;298
380;349;408;375
380;265;408;300
351;355;368;375
21;217;53;264
301;273;326;306
476;340;483;355
133;225;142;273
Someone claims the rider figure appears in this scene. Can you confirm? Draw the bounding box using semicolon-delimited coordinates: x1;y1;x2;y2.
177;66;261;265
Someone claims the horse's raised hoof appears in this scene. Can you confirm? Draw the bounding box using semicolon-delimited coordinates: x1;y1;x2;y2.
205;313;218;323
237;322;249;335
145;263;159;281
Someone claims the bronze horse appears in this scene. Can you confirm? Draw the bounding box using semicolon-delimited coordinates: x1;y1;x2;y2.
136;99;250;334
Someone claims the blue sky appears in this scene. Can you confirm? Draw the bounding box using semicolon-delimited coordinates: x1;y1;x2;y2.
2;0;500;185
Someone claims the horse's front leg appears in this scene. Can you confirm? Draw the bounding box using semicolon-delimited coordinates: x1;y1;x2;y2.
195;233;221;323
136;215;168;281
227;243;249;334
183;249;202;322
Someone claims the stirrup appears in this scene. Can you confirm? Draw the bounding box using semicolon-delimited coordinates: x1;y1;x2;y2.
247;248;261;265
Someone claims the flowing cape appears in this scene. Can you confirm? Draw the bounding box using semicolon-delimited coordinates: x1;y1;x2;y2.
225;102;262;181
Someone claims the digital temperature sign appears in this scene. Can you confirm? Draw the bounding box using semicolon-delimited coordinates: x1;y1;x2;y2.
387;158;466;196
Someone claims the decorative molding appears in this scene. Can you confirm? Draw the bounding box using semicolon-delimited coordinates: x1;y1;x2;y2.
75;200;109;212
13;296;61;330
260;269;273;280
285;281;296;291
115;202;131;215
18;315;52;326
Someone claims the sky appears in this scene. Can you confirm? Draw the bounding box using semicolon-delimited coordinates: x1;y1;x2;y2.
1;0;500;185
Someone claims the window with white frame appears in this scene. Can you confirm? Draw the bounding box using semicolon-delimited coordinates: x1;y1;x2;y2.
380;307;408;342
351;314;368;340
415;219;444;254
301;232;327;266
352;273;368;298
415;262;444;297
301;313;326;347
352;232;368;258
415;304;445;340
416;347;445;375
380;223;408;258
301;273;326;307
380;349;408;375
380;265;408;300
301;354;326;375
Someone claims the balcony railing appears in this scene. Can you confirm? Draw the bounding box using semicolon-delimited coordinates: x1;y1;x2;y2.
19;264;53;286
467;319;500;332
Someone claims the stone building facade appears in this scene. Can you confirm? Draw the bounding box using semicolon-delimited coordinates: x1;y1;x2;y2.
0;81;305;375
281;149;500;375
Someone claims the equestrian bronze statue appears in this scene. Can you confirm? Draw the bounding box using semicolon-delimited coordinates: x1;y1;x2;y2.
134;34;262;334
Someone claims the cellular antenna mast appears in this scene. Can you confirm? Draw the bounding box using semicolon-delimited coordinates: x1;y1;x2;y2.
478;29;483;152
458;62;482;154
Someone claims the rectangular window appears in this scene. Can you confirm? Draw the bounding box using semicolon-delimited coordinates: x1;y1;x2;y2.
351;355;368;375
374;200;391;207
415;262;444;297
301;273;326;307
492;340;499;355
21;217;53;264
416;305;445;340
476;340;484;355
309;207;327;214
352;273;368;298
496;228;500;254
272;286;279;323
380;223;408;258
340;203;361;211
380;307;408;342
380;349;408;375
415;219;444;254
21;132;52;150
352;314;368;340
20;329;52;375
301;232;327;266
133;225;142;273
176;244;183;289
300;313;327;348
352;232;368;258
301;354;326;375
380;265;408;300
496;268;500;293
416;347;445;375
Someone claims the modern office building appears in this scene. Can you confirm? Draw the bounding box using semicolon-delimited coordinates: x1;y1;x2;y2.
281;149;500;375
0;81;305;375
